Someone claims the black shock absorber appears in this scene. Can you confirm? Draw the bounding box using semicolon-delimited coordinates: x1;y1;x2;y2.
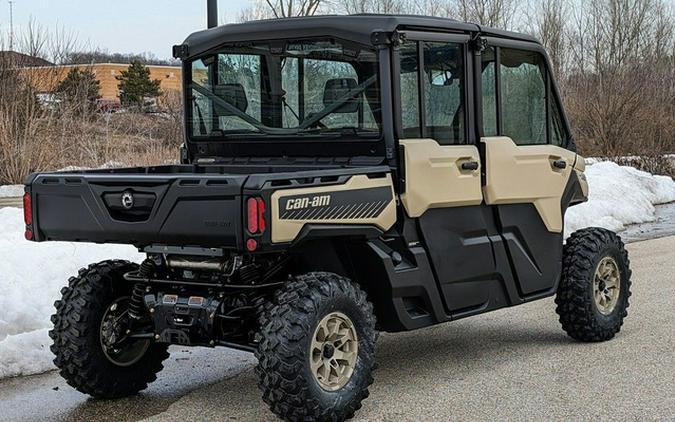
128;258;156;320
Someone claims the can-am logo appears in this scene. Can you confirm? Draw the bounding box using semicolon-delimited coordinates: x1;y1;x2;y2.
284;195;331;210
121;192;134;209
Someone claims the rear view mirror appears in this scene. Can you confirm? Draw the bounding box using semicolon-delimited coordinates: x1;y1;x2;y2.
323;78;361;113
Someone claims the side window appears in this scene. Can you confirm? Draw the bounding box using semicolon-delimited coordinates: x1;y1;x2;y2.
550;96;568;146
423;42;464;145
398;41;466;144
399;43;420;137
500;48;547;145
481;47;497;136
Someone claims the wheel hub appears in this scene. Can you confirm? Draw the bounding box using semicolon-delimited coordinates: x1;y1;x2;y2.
100;297;151;367
593;256;621;315
310;312;358;391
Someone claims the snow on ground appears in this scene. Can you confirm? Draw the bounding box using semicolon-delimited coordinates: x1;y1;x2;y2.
0;162;674;380
565;162;675;237
0;185;23;198
0;207;142;378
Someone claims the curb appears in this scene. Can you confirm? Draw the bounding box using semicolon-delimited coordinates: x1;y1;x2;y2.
0;197;22;208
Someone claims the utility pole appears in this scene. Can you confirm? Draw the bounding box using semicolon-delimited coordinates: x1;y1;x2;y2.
8;0;14;51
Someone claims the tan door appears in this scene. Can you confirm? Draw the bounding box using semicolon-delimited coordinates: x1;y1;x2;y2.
482;136;577;233
482;136;579;295
399;138;482;218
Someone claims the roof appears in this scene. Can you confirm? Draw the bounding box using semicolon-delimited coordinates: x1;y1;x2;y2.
22;62;181;70
181;14;540;58
0;51;53;67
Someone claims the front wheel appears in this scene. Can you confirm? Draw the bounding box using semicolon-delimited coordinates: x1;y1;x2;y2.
555;228;632;342
49;260;169;398
255;272;377;421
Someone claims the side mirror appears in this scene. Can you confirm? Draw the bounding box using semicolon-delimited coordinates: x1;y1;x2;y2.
323;78;361;113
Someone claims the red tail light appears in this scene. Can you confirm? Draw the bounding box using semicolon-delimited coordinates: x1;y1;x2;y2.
23;193;34;240
256;198;266;232
247;197;266;235
23;193;32;226
247;198;259;234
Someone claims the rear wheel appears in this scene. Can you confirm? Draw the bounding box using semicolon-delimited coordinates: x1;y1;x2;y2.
49;260;169;398
255;272;377;421
555;228;632;342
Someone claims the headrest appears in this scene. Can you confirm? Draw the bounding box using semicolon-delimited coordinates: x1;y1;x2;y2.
213;83;248;115
323;78;360;113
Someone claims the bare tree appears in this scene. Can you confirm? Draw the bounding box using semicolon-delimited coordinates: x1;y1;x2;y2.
333;0;409;14
530;0;569;78
452;0;517;29
264;0;324;17
564;0;675;161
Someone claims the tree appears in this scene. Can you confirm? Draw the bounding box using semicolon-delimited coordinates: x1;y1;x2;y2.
116;60;161;109
453;0;516;29
240;0;324;21
55;68;101;110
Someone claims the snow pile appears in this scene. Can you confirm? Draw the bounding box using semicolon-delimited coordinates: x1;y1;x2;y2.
565;161;675;236
0;185;23;198
0;207;142;379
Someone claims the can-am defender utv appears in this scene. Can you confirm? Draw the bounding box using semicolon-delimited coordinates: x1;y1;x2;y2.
25;11;632;422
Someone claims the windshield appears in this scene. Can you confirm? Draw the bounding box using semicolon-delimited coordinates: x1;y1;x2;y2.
188;38;382;140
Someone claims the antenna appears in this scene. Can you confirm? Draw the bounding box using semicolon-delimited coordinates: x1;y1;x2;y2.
8;0;14;51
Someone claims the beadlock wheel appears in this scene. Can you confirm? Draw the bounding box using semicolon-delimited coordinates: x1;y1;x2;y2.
593;256;621;315
310;311;359;391
555;228;632;342
255;272;377;421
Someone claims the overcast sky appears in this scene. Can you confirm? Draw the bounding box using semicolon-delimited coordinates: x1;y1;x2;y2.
0;0;250;58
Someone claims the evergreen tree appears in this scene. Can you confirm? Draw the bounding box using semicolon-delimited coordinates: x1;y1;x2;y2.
116;60;162;109
55;68;101;111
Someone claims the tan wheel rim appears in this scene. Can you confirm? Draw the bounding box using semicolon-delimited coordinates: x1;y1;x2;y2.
310;312;358;391
593;256;621;315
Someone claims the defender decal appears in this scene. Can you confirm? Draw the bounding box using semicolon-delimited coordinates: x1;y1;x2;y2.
279;187;392;221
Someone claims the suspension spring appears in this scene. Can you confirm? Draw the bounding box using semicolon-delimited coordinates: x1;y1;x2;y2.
128;258;156;320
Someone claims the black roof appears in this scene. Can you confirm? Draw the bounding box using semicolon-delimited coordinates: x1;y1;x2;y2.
181;14;540;59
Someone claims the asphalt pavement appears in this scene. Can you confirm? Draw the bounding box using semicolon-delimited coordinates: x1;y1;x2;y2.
1;235;673;421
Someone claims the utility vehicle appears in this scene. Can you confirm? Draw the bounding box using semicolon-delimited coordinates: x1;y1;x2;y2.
24;7;632;422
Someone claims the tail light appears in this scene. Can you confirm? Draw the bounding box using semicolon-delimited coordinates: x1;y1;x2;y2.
23;193;32;225
246;197;266;235
23;193;33;240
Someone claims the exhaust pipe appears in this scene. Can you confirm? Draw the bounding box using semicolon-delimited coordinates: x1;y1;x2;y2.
207;0;218;28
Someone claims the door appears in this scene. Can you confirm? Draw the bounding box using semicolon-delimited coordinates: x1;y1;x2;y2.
480;42;579;296
397;35;511;315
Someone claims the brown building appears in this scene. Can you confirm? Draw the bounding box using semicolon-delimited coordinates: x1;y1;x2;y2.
20;62;182;102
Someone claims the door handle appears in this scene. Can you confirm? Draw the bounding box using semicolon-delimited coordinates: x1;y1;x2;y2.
461;161;479;171
552;159;567;169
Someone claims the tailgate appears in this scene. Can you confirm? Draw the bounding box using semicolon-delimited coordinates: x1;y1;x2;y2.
26;172;247;249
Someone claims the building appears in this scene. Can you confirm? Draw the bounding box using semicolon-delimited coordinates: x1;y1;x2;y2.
19;62;182;102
